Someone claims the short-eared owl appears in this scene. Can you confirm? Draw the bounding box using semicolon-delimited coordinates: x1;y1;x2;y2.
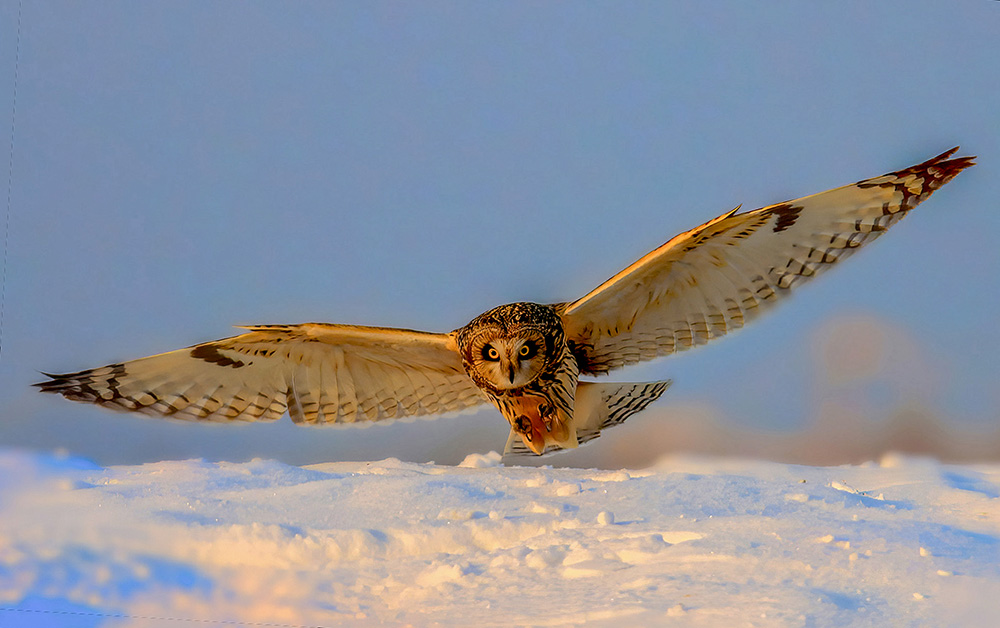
37;149;974;456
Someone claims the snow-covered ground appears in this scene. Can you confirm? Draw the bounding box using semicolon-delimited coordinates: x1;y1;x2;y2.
1;448;999;627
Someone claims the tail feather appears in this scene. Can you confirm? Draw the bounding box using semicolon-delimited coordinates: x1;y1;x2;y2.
503;380;671;458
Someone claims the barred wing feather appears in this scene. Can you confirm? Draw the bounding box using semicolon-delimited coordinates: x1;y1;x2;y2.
35;323;487;424
561;148;975;375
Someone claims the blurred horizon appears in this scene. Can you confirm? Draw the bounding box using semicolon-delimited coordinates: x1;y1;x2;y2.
1;1;997;468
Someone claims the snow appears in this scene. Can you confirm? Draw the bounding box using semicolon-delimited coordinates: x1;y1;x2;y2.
2;448;999;627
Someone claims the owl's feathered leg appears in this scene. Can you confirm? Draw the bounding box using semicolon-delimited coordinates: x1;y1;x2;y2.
507;395;562;455
502;380;671;458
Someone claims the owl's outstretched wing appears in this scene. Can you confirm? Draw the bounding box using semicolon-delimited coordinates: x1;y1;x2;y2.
36;323;487;424
560;148;975;375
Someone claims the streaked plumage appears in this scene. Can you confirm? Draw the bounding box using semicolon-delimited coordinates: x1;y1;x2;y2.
36;148;975;457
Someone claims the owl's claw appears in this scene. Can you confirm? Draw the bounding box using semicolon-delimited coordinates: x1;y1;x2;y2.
537;403;570;442
513;414;546;455
538;405;552;432
506;399;570;454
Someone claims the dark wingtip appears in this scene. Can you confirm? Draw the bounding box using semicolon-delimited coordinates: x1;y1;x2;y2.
894;147;976;189
33;370;85;394
934;148;976;184
930;146;976;168
33;371;59;391
937;146;960;161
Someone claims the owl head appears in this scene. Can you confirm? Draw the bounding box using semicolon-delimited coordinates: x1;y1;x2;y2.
456;302;564;392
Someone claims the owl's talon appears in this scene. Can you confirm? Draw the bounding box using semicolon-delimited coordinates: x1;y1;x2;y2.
538;404;553;431
514;415;532;437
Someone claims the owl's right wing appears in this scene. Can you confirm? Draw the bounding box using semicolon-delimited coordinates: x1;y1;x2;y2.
36;323;487;424
560;148;975;375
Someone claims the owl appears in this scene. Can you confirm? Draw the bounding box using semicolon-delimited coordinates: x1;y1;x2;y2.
36;148;974;457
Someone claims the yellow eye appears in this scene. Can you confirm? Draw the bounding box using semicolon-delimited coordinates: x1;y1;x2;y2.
482;345;500;361
518;342;536;359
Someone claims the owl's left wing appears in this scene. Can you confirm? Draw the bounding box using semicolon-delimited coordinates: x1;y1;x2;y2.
36;323;487;424
560;148;975;375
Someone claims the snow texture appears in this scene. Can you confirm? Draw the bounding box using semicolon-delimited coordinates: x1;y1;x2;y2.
1;448;999;627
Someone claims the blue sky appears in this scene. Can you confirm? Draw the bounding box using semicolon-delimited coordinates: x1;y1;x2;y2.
1;1;997;466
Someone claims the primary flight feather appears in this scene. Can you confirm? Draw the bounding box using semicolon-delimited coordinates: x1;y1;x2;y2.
37;148;975;456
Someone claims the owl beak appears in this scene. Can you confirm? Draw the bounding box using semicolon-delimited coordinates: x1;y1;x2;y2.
506;363;517;385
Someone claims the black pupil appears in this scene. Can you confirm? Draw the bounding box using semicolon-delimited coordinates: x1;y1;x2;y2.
482;345;499;361
519;342;536;358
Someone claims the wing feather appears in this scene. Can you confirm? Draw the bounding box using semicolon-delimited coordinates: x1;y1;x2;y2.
561;148;975;375
36;323;487;425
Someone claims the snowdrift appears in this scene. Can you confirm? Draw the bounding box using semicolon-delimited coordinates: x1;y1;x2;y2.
1;448;998;627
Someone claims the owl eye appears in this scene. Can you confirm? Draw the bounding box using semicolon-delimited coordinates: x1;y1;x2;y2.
482;345;500;361
518;342;537;359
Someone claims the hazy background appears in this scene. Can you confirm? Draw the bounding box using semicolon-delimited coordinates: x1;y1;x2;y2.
1;1;996;468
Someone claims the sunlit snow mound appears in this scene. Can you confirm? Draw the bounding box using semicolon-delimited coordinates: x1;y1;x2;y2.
2;448;999;627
